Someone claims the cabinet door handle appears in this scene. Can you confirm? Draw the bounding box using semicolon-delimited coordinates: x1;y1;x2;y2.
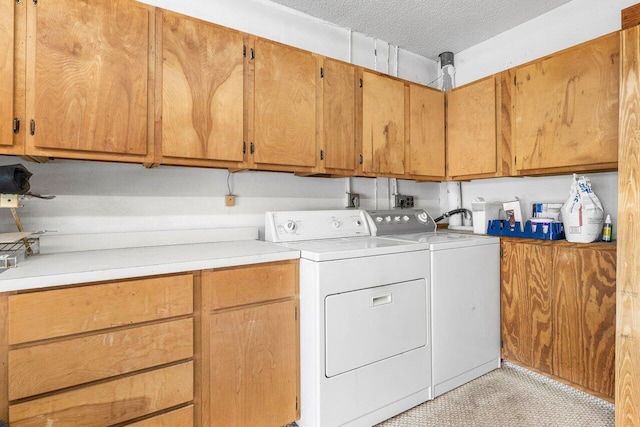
13;117;20;134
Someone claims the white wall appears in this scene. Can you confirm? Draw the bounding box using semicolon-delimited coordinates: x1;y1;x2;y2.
451;0;630;237
0;157;441;237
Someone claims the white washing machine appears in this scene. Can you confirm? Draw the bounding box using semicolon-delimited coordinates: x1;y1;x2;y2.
265;210;433;427
367;209;501;398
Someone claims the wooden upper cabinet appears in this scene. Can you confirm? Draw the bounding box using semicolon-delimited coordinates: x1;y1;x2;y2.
318;57;356;174
158;10;244;166
0;0;15;150
253;39;316;169
361;70;405;175
446;76;498;179
24;0;154;163
408;84;445;179
513;32;619;174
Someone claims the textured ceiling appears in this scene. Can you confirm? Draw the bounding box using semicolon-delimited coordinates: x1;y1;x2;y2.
267;0;573;60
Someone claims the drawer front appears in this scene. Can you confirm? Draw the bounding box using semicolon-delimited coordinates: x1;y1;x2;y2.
125;405;194;426
9;274;194;344
9;318;194;400
204;261;297;309
9;361;194;427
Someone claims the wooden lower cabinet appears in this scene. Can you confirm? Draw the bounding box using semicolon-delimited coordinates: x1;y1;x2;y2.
200;260;300;426
2;274;195;426
501;238;616;399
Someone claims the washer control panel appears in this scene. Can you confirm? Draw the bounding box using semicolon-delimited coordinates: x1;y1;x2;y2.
366;209;436;236
265;210;370;242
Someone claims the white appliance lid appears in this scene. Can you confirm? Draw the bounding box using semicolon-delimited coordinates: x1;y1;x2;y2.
273;236;429;261
378;231;499;250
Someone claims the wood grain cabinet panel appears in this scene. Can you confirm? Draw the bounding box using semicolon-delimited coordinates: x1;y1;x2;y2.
408;84;445;179
0;0;15;150
159;10;244;165
208;300;298;426
514;32;619;174
500;240;553;372
9;361;193;427
318;57;357;174
24;0;154;162
552;246;616;397
200;260;300;426
253;39;316;168
361;71;405;175
617;19;640;423
500;239;616;400
8;274;193;344
125;405;194;427
446;76;498;179
8;318;193;400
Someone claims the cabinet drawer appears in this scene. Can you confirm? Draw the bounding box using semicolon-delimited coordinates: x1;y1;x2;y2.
204;261;297;309
9;361;193;427
8;274;193;344
125;405;194;426
9;318;193;400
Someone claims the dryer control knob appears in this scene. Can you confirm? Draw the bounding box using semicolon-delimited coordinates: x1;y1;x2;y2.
331;220;342;229
284;220;297;233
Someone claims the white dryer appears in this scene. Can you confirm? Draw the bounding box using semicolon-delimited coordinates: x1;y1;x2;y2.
367;209;501;397
265;209;432;427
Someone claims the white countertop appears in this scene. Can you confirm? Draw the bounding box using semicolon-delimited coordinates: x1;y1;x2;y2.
0;240;300;292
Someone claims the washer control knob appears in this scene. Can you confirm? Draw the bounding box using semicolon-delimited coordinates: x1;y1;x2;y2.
417;212;429;224
403;215;410;222
385;216;392;223
331;220;342;229
375;216;384;223
355;219;363;227
394;216;401;222
284;220;297;233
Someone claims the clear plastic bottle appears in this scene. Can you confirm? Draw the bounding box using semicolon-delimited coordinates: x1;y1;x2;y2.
602;214;612;242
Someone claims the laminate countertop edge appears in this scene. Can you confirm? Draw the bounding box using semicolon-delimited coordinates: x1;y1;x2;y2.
0;240;300;292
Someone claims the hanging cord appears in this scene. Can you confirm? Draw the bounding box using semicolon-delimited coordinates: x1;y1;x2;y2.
226;171;233;196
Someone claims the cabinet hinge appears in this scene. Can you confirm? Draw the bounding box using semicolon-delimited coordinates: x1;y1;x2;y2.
320;67;324;78
250;48;255;60
250;142;254;154
319;149;324;160
243;45;246;57
12;117;20;134
29;119;35;136
242;141;246;155
359;78;363;88
359;154;363;165
500;246;503;258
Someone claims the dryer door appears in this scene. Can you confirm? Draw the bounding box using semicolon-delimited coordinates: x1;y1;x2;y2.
325;278;427;377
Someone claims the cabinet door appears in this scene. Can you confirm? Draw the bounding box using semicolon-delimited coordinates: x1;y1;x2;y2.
0;0;14;150
254;39;316;168
514;32;619;173
362;71;405;175
447;76;497;178
320;58;356;173
408;84;445;178
160;11;244;164
552;246;616;397
25;0;153;161
501;241;553;372
207;299;299;426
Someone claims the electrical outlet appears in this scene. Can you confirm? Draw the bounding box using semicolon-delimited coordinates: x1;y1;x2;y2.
225;195;236;206
346;192;360;208
394;194;414;209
